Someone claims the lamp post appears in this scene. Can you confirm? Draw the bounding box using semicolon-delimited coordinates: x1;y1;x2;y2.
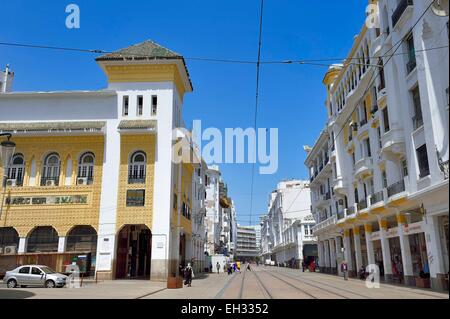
0;133;16;219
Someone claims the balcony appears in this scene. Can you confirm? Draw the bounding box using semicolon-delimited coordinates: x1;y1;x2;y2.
387;179;406;198
337;210;346;221
128;175;146;184
357;199;368;211
312;215;337;235
382;128;406;156
370;190;384;206
347;206;356;216
332;176;347;195
392;0;414;29
354;157;373;179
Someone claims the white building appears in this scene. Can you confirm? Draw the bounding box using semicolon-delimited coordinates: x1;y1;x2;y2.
307;1;449;291
236;225;260;261
260;180;316;268
0;40;210;282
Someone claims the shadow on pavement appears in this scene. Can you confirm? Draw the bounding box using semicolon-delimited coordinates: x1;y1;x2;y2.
0;289;35;299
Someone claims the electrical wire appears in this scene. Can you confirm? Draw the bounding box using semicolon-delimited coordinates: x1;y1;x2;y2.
248;0;264;227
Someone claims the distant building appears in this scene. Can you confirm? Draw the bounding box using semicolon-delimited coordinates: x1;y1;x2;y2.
236;225;260;261
260;180;316;268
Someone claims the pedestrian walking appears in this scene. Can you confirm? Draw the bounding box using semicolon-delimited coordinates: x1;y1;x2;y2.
227;264;233;275
209;263;213;273
301;261;306;272
246;263;252;271
184;263;194;287
216;262;220;274
341;261;349;281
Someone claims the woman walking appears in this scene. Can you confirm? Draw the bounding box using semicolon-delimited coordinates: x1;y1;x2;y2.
184;263;194;287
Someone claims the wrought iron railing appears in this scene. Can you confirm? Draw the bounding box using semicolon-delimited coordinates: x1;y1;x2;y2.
371;191;384;205
387;179;406;197
128;175;146;184
412;115;424;131
358;199;368;211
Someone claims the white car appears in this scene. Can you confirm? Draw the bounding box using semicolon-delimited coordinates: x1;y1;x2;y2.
3;265;68;288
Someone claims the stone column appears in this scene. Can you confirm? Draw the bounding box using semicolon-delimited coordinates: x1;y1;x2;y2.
364;224;376;267
329;238;337;274
424;214;448;291
18;238;27;254
324;239;331;273
58;236;66;253
343;230;354;274
353;227;363;273
379;218;393;283
335;236;343;276
397;214;415;286
318;240;324;272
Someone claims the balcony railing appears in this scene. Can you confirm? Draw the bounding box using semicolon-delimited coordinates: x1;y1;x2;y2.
324;192;331;201
371;191;384;205
128;175;146;184
347;206;356;216
387;179;406;197
40;177;59;187
392;0;413;28
358;199;368;211
337;211;346;220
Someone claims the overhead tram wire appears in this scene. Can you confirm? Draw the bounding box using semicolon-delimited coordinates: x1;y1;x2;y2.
0;41;446;66
248;0;265;228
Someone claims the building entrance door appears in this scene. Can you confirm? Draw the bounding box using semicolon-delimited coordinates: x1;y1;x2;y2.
115;225;152;279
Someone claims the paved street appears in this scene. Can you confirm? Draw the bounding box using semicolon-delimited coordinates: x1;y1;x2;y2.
0;266;448;299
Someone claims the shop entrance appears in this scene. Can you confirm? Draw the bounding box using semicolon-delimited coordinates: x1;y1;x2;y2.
116;225;152;280
373;240;384;278
389;237;403;283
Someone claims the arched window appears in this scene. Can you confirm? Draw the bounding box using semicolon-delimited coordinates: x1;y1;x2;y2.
8;154;25;186
128;151;146;184
78;152;95;184
27;226;59;253
41;153;60;186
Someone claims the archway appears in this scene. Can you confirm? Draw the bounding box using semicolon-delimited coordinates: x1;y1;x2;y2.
27;226;59;253
0;227;19;254
66;226;97;253
116;225;152;279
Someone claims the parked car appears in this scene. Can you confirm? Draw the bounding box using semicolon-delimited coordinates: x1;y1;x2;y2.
3;265;68;288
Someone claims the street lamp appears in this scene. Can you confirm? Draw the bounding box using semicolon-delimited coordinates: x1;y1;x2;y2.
0;133;16;219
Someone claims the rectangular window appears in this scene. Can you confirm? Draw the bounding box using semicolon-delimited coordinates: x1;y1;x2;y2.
402;159;409;177
382;107;390;133
406;34;417;74
126;190;145;207
123;96;129;116
411;86;423;130
365;138;372;157
137;96;144;116
378;127;383;149
416;145;430;178
151;96;158;116
382;170;388;188
378;59;386;91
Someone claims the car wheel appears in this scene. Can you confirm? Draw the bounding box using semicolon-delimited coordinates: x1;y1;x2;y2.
7;279;17;288
45;280;56;288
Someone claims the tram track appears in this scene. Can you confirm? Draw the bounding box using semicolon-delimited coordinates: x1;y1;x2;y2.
259;269;318;299
250;270;273;299
270;268;371;299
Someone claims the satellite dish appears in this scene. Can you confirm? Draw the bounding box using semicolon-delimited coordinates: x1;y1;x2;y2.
432;0;449;17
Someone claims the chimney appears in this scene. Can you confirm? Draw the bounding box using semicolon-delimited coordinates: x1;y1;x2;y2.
1;64;14;93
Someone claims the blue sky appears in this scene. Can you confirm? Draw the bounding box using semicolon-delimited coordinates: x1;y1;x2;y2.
0;0;368;225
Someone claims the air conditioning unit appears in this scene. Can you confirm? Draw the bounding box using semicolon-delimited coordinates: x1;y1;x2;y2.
77;177;88;185
6;179;17;187
45;179;56;187
4;246;17;255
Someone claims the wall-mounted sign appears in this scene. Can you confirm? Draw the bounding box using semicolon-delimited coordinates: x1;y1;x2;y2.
403;222;424;235
5;195;88;206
